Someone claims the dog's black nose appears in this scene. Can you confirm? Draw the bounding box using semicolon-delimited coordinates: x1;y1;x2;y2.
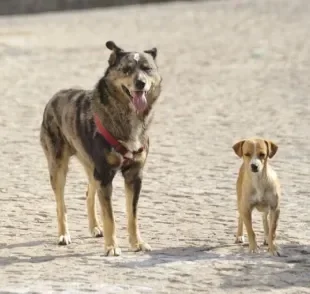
135;79;146;90
251;163;258;172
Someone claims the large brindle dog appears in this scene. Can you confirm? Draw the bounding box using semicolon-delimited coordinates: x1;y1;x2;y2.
40;41;162;256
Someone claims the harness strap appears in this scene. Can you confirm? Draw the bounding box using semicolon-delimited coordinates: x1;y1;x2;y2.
94;114;144;161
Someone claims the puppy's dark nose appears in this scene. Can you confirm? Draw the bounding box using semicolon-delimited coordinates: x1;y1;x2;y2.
135;79;146;90
251;163;259;172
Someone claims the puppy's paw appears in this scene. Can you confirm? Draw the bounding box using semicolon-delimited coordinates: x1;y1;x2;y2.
105;245;121;256
91;226;103;238
268;244;281;257
235;235;245;244
264;234;276;246
131;241;152;252
248;243;259;253
58;234;71;245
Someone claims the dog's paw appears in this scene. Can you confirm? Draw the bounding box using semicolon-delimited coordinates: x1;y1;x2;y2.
58;234;71;245
91;226;103;238
235;235;245;244
132;241;152;252
264;234;276;246
268;244;281;257
248;243;259;253
105;245;121;257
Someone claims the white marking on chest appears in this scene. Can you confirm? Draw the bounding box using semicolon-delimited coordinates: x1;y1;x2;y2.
250;170;276;210
251;186;265;204
251;170;267;201
120;117;143;152
133;53;140;62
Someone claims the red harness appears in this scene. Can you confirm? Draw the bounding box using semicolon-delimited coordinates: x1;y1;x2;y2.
94;114;144;162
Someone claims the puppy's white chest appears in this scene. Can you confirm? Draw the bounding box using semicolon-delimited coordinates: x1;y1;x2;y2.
250;188;269;212
251;185;276;211
251;188;265;204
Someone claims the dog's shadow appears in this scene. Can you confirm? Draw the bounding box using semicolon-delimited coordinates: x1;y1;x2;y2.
106;243;258;269
0;240;45;250
0;240;97;266
2;240;310;290
106;243;310;290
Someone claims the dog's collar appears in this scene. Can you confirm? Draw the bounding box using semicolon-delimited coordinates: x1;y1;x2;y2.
93;114;144;160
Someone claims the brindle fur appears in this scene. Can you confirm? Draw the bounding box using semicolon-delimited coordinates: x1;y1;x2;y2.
40;41;162;256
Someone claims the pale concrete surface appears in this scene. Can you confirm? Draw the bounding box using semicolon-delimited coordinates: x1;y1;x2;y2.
0;0;310;293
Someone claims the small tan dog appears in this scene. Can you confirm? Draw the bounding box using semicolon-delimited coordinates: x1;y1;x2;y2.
232;138;281;256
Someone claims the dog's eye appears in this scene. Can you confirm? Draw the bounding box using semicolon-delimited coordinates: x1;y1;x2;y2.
259;152;265;158
123;66;132;74
244;153;251;157
141;65;152;72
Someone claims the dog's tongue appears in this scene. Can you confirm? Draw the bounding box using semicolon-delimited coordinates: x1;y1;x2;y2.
131;91;147;112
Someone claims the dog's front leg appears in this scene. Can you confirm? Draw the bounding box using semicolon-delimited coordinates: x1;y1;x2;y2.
241;207;258;253
262;211;269;245
235;214;244;244
123;172;151;252
268;208;280;256
97;182;121;256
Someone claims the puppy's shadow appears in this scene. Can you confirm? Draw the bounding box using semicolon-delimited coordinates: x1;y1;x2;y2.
219;243;310;290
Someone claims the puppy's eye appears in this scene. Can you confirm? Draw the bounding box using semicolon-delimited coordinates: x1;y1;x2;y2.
244;153;251;157
259;153;266;158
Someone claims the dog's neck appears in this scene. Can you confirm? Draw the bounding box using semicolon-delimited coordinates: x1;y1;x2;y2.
247;163;275;189
91;78;154;146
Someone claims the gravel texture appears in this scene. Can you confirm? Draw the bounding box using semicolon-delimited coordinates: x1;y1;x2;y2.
0;0;310;293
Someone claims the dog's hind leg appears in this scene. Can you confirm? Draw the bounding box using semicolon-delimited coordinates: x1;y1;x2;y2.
40;126;71;245
84;167;103;238
51;155;71;245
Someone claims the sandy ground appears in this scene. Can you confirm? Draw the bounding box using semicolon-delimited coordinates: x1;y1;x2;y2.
0;0;310;293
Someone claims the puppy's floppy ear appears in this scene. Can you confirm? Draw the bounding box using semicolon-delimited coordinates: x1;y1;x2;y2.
265;140;278;158
144;47;157;60
232;140;245;158
106;41;125;65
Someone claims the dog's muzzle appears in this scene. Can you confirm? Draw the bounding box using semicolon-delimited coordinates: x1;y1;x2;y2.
251;163;259;173
122;85;148;113
135;79;146;91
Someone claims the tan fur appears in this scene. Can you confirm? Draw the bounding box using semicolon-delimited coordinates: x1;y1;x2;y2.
232;138;281;256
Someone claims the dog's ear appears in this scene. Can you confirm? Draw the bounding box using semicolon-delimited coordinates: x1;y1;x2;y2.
265;140;278;159
144;47;157;60
106;41;124;53
106;41;125;65
232;140;245;158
